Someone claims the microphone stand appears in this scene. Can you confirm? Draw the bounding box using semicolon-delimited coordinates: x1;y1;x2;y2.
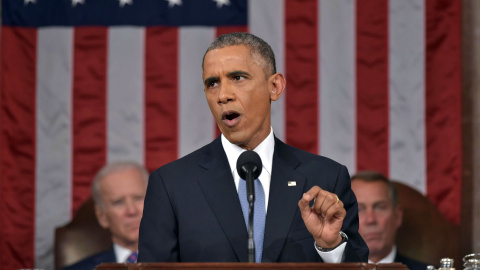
245;166;256;263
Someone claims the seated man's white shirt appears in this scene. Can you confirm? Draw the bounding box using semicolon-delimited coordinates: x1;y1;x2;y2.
113;243;136;263
368;246;396;264
221;127;346;263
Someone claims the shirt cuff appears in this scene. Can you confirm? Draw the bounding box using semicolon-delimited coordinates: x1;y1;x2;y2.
315;241;347;263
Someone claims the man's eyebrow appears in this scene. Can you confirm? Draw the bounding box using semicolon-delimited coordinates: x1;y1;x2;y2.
227;70;250;77
204;76;219;86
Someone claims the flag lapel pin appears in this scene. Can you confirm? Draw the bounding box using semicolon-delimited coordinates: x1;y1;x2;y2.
288;181;296;186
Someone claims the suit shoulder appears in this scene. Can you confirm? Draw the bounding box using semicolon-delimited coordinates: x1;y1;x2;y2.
62;249;115;270
278;139;344;168
149;139;223;184
152;140;213;174
395;253;430;270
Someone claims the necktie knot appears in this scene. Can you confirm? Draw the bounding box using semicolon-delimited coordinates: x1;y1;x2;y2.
126;252;138;263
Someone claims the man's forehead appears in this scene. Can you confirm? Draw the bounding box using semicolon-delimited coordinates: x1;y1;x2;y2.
203;45;267;78
353;180;391;197
357;197;390;204
353;179;389;188
204;45;252;63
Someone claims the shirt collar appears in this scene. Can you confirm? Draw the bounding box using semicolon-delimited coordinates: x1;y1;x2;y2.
221;127;274;178
113;243;137;263
368;245;397;264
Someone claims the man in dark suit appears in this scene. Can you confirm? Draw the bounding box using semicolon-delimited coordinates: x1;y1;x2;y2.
351;171;429;270
63;162;148;270
138;32;368;263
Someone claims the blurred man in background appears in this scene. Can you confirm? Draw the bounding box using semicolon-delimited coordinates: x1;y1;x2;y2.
351;171;429;270
63;161;148;270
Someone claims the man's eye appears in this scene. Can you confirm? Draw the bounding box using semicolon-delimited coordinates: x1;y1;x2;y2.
112;200;124;206
233;75;244;81
207;81;218;88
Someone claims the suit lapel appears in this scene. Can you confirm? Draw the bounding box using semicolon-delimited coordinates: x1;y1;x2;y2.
196;138;248;262
262;138;306;262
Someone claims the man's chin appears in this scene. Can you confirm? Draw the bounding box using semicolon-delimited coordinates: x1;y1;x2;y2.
365;239;384;249
121;237;139;246
223;131;245;145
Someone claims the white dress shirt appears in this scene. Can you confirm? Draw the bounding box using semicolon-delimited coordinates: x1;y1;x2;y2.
221;127;274;211
368;246;397;264
113;243;137;263
221;127;346;263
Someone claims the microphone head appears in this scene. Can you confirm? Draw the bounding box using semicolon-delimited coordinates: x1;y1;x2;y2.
236;150;263;180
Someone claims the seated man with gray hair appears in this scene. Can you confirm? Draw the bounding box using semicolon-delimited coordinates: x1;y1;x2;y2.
351;171;429;270
63;161;148;270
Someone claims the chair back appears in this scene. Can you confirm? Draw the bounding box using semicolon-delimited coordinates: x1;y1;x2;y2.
393;181;461;266
55;197;112;270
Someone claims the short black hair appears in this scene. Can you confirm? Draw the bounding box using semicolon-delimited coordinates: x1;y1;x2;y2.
202;32;276;77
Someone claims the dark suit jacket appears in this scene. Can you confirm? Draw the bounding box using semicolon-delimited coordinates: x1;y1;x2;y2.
395;253;430;270
138;136;368;263
62;248;116;270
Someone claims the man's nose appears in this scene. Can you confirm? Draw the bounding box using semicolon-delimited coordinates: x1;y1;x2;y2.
125;201;139;215
364;209;377;224
218;82;235;104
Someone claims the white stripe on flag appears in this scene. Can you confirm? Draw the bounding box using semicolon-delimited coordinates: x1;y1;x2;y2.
319;0;356;172
249;0;286;141
388;0;426;193
107;27;145;165
35;27;73;270
179;28;216;157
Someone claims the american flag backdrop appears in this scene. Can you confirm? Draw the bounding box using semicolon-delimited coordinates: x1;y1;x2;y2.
0;0;462;269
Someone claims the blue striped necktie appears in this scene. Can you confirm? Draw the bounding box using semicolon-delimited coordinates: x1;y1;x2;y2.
126;252;138;263
238;178;266;263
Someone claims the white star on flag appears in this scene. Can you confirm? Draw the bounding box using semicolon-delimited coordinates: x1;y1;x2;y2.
24;0;36;4
71;0;85;7
118;0;133;7
166;0;182;8
213;0;230;8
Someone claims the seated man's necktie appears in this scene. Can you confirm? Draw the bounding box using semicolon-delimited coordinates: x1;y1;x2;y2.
126;252;138;263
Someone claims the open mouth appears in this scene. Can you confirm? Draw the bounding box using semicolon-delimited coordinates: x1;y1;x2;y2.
222;111;241;127
224;111;239;120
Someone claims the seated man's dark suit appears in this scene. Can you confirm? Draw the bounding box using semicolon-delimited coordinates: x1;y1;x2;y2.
395;253;430;270
138;137;369;262
62;248;115;270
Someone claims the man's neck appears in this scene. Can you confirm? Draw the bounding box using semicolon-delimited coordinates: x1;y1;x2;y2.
112;240;138;252
369;246;396;264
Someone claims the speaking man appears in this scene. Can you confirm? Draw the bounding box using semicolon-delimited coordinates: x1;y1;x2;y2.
138;32;368;263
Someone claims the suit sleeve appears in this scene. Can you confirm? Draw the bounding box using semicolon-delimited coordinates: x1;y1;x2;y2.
335;165;369;262
138;170;180;262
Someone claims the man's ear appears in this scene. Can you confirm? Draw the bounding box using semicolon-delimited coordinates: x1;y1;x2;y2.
269;73;286;101
95;204;110;229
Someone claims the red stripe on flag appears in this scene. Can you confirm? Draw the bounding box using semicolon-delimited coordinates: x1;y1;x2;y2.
0;26;37;269
356;0;389;175
72;27;108;215
213;26;250;138
425;0;462;224
216;26;249;36
285;0;319;154
145;27;179;173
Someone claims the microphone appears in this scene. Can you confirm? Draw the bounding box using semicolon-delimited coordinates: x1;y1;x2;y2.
237;150;262;203
236;150;262;263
